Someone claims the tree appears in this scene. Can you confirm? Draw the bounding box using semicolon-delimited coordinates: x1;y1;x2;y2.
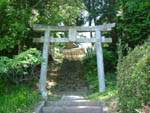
0;0;32;56
116;0;150;48
33;0;85;26
0;0;85;56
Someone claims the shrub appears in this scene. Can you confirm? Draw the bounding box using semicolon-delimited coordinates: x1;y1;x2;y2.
117;40;150;113
0;48;43;83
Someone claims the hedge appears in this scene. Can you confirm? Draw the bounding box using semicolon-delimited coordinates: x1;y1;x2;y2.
117;40;150;113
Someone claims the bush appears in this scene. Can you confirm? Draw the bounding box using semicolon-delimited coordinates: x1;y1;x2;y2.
117;40;150;113
0;48;43;83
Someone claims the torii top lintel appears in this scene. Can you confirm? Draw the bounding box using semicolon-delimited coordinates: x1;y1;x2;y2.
32;23;115;32
32;23;115;43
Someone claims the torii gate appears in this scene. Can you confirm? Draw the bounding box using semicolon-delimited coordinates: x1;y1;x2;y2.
32;23;115;97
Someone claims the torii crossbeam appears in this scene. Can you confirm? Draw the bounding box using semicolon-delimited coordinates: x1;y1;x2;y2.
32;23;115;97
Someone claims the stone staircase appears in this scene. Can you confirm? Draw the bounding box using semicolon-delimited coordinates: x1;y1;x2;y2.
42;94;105;113
40;59;107;113
49;59;88;93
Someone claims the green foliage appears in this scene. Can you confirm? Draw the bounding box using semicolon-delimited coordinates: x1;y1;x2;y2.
83;0;119;64
35;0;85;26
117;39;150;113
103;49;118;72
0;0;32;53
117;0;150;47
83;48;117;91
0;82;42;113
84;48;117;73
0;48;43;83
83;0;118;25
84;0;150;52
0;0;85;56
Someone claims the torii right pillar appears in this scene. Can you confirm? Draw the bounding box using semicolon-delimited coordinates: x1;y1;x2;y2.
96;30;106;92
95;23;115;92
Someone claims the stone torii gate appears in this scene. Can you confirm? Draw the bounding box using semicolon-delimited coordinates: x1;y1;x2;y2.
32;23;115;96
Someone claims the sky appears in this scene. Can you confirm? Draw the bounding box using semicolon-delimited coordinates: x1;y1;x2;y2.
78;10;95;48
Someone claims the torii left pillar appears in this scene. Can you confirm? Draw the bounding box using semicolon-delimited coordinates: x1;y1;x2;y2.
40;29;50;98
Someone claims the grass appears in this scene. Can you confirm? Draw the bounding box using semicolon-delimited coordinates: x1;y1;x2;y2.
84;74;121;113
0;80;42;113
86;74;117;100
86;87;117;100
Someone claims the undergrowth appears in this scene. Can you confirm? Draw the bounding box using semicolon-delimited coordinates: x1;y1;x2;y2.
0;80;42;113
83;48;119;112
83;49;117;92
85;74;117;100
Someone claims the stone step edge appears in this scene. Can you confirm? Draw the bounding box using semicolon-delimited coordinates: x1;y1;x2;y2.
34;101;46;113
46;100;103;106
42;106;102;113
54;91;88;95
47;100;102;102
45;100;106;107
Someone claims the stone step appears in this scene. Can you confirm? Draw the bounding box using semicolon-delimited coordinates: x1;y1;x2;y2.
58;91;88;95
46;100;102;106
60;95;85;101
42;106;102;113
53;86;88;89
